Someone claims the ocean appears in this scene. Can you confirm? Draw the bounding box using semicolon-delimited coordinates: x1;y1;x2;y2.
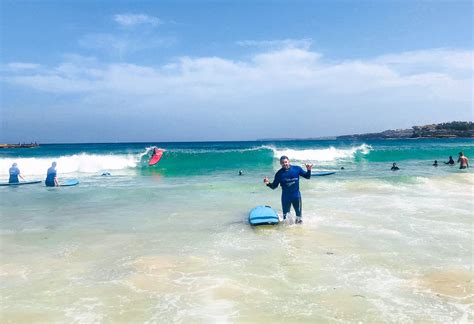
1;139;473;322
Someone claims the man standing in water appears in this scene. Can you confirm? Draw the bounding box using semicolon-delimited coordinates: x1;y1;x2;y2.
457;152;469;169
264;156;312;224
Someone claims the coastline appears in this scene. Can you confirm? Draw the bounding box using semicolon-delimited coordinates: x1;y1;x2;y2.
259;121;474;141
0;143;39;149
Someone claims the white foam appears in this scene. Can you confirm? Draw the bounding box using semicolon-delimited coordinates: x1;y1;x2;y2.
64;297;104;323
273;144;371;162
0;152;145;177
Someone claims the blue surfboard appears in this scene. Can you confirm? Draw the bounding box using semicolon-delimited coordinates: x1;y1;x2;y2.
59;179;79;187
0;180;42;186
249;205;279;226
313;171;336;176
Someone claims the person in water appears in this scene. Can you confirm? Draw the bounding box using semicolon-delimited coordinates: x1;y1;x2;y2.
433;160;438;167
391;163;399;171
264;156;312;224
457;152;469;169
444;156;455;165
238;170;243;176
45;162;59;187
8;163;25;183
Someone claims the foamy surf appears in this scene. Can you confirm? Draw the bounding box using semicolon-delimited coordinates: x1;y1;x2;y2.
0;153;141;177
272;144;372;162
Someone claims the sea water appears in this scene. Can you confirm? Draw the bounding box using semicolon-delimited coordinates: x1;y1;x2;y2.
0;139;472;322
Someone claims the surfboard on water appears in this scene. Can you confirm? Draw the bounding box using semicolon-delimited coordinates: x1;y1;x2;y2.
249;205;279;226
149;149;164;166
59;179;79;187
0;180;42;187
313;171;336;176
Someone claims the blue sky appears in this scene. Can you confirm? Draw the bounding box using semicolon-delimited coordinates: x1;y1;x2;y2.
1;0;472;143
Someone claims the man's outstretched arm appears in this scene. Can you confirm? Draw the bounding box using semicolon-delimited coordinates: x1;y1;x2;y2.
300;164;312;179
264;173;280;189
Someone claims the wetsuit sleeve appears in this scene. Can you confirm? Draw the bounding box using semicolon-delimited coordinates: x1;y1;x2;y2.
299;166;311;179
267;171;280;189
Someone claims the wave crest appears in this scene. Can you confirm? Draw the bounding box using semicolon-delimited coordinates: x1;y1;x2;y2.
273;144;371;162
0;153;141;177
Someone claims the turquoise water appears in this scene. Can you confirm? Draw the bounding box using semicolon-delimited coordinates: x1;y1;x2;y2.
1;139;473;322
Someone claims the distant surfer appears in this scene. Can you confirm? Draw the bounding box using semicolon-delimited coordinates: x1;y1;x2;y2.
263;156;312;224
444;156;455;165
457;152;469;169
102;172;111;176
433;160;438;167
391;163;399;171
149;147;164;166
239;170;243;176
8;163;25;183
45;162;59;187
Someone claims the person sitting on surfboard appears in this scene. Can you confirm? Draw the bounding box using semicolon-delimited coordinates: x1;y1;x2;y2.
9;163;25;183
391;163;399;171
263;156;312;224
45;162;59;187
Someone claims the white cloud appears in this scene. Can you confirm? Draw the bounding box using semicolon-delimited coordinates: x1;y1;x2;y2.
4;62;42;71
5;48;472;100
8;74;98;93
237;38;312;50
3;48;472;139
78;33;176;58
374;49;473;75
114;13;162;27
79;34;125;50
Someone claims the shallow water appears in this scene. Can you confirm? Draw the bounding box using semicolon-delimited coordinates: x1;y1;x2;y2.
1;139;473;322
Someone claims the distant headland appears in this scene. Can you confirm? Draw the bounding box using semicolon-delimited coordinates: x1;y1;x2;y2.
0;142;39;149
259;121;474;141
336;121;473;140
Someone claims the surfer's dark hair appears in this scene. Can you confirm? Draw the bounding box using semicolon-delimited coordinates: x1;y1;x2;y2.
280;156;289;162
